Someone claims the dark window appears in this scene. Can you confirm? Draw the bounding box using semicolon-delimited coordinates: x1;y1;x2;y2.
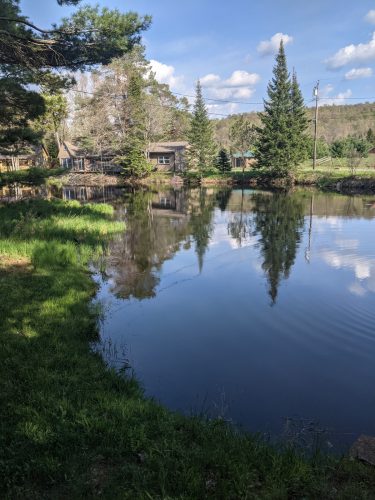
158;155;171;165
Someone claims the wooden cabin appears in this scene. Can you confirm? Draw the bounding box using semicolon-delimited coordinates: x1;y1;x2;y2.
148;142;188;173
58;140;189;174
231;151;255;169
58;142;121;174
0;145;49;173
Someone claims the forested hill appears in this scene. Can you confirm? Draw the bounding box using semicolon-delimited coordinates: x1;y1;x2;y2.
214;102;375;147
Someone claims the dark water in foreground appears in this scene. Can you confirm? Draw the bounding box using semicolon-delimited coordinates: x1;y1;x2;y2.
90;187;375;449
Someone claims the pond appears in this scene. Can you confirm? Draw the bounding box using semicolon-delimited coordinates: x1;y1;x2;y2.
90;186;375;449
4;182;373;449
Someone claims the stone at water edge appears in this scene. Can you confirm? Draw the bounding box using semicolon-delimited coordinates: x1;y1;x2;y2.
350;435;375;465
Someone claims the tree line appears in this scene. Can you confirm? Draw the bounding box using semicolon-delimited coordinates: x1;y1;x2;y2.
2;2;372;179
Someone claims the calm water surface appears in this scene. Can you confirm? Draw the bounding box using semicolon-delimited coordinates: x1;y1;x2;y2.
92;187;375;447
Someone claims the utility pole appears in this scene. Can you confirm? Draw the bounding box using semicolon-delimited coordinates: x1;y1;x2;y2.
313;81;320;170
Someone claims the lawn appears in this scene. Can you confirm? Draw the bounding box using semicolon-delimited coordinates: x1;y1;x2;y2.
1;199;375;498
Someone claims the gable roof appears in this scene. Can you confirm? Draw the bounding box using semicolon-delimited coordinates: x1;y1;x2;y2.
59;141;86;158
148;141;189;154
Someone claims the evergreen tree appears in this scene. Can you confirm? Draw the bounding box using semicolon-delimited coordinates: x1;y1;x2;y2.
216;148;232;173
290;70;308;164
116;144;152;177
256;41;294;178
366;128;375;147
115;70;152;177
187;80;216;178
0;0;151;154
251;192;305;304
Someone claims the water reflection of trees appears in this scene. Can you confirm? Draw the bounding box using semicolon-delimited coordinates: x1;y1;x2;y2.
104;187;374;304
189;188;215;272
250;192;305;304
105;188;216;299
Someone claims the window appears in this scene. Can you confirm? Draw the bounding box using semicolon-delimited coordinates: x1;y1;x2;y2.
158;155;171;165
73;158;84;171
61;158;72;169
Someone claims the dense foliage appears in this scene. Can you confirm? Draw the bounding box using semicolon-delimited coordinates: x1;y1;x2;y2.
187;80;217;176
216;148;232;173
0;0;151;155
70;48;190;176
256;41;307;177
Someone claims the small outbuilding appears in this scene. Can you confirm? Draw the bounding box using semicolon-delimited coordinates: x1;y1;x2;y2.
231;151;255;169
147;141;189;173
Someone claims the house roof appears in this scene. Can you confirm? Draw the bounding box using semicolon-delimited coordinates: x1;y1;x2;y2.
148;141;189;154
232;150;255;158
0;144;48;160
60;141;86;158
59;141;117;158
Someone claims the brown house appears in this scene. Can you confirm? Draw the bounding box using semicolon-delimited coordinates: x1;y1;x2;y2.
0;145;49;173
148;142;188;173
231;151;255;169
58;142;121;173
58;140;189;174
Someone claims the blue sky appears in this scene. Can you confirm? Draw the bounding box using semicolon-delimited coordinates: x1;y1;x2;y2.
21;0;375;115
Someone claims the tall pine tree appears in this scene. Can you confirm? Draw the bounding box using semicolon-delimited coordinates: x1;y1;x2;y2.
290;70;308;165
187;80;216;178
256;41;306;178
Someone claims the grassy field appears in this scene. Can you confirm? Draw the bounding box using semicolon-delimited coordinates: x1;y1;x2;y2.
1;199;375;498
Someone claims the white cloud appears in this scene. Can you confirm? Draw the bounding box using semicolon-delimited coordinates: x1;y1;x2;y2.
321;87;352;106
344;67;373;80
149;59;184;90
200;74;221;87
224;70;260;87
326;32;375;69
207;102;239;115
365;10;375;24
257;33;293;56
200;69;260;104
211;87;256;100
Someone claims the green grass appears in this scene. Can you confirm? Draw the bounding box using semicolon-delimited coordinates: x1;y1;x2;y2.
0;167;66;187
182;162;375;190
1;198;375;498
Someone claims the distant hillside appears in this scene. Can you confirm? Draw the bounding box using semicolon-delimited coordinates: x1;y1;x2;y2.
213;102;375;148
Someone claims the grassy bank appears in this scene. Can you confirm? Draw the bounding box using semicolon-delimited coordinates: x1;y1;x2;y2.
1;199;375;498
146;166;375;192
0;167;65;188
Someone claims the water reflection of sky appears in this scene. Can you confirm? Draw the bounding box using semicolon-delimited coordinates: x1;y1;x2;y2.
95;189;375;449
313;217;375;297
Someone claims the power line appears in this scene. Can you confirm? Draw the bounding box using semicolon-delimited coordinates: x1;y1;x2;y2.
69;88;230;117
171;91;264;106
68;88;375;120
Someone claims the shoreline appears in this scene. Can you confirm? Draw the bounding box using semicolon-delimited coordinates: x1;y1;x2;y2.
2;168;375;195
130;171;375;194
